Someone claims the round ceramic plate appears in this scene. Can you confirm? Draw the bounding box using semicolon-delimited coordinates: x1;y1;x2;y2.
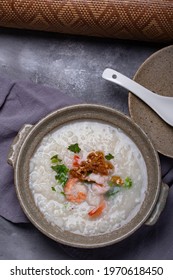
129;45;173;158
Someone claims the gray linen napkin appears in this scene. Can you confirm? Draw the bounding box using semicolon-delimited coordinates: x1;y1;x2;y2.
0;76;78;223
0;76;173;224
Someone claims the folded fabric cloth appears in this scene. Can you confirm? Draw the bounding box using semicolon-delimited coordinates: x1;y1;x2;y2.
0;76;78;223
0;76;173;225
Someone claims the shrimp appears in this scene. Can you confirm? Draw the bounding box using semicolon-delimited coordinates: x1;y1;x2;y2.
86;183;109;205
86;190;101;206
87;183;108;218
91;183;110;194
88;200;106;218
64;178;87;203
86;173;108;185
64;178;106;217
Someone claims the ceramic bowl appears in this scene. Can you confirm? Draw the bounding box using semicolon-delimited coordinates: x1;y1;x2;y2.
8;104;169;248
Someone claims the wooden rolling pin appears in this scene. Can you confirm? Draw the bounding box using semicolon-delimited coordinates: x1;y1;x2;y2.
0;0;173;42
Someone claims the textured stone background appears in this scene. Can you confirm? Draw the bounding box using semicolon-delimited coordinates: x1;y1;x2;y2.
1;28;172;260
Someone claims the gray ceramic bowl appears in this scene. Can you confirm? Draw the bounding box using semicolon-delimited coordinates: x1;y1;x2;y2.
8;104;169;248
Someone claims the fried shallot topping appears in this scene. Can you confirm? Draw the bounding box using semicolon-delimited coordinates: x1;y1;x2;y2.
110;176;124;186
70;151;113;180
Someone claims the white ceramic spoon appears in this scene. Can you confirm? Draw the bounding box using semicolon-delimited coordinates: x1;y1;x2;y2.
102;68;173;127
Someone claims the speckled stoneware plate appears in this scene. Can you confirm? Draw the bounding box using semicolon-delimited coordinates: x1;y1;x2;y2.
129;45;173;158
8;104;169;248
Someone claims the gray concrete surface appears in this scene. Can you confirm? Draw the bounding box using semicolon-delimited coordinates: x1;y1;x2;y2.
1;27;172;259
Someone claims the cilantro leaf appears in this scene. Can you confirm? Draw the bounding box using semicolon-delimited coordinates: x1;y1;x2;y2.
51;164;69;174
51;154;62;164
123;177;133;188
51;164;69;187
68;143;81;153
55;173;68;186
60;191;65;196
51;186;56;192
105;153;114;160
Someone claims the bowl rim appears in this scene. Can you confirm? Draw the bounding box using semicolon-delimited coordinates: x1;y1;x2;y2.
14;104;161;248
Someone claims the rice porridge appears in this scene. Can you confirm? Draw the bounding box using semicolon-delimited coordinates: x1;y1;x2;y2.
29;121;147;236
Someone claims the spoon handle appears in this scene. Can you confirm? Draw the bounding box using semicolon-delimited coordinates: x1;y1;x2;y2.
102;68;173;127
102;68;158;108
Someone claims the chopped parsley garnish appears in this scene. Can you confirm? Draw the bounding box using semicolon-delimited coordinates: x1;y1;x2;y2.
68;143;81;153
51;164;69;174
123;177;133;188
60;191;65;196
51;154;62;164
105;153;114;160
51;164;69;187
51;186;56;192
